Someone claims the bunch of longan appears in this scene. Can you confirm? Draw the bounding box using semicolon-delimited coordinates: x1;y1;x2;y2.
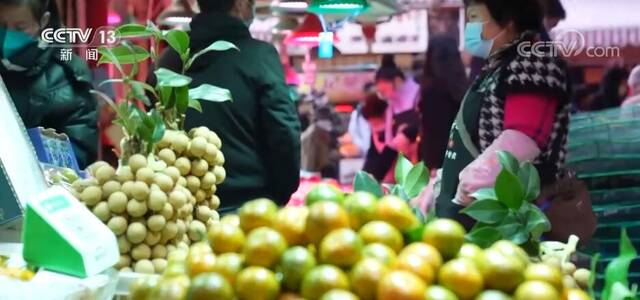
72;127;225;274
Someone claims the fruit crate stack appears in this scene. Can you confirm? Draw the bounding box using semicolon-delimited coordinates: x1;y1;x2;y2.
565;105;640;292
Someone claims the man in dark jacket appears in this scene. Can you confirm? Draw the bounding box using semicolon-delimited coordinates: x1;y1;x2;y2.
0;0;97;168
157;0;301;212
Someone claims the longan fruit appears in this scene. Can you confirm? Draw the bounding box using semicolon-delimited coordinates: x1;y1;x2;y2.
88;161;109;176
188;220;207;242
107;192;127;214
186;176;201;194
195;190;206;203
152;244;167;259
190;127;209;139
131;244;152;260
80;186;102;206
166;245;177;255
102;180;121;199
209;195;220;210
190;159;209;177
207;132;222;149
562;262;577;275
127;199;148;218
174;157;191;176
157;131;174;149
169;190;187;209
127;222;147;244
115;255;131;269
92;202;110;222
134;259;155;274
203;143;218;165
196;205;212;222
116;166;134;183
121;181;135;198
152;258;167;274
120;267;133;273
136;167;155;185
153;173;174;193
161;221;178;242
214;151;225;166
210;210;220;222
188;137;208;158
148;190;167;212
147;215;167;232
574;269;591;288
107;216;128;235
176;176;187;187
145;231;161;246
158;148;177;166
128;154;147;173
161;202;174;220
118;235;131;254
563;275;577;289
201;172;216;191
131;181;150;201
171;134;190;155
163;166;181;183
95;165;116;184
210;184;217;195
213;166;226;185
176;220;187;236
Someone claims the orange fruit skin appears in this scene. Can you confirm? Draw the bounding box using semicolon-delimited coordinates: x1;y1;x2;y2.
438;259;484;300
358;221;404;253
305;202;350;245
377;270;427;300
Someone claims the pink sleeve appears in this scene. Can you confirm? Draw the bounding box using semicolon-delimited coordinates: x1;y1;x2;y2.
504;93;558;148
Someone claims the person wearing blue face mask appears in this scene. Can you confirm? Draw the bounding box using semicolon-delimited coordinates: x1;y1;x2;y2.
434;0;572;229
0;0;97;168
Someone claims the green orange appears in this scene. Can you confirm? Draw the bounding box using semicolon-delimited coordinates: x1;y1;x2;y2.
243;227;288;268
305;183;345;206
280;246;317;291
422;219;466;259
235;266;280;300
361;243;398;267
305;201;350;245
343;191;378;229
301;265;350;300
350;258;390;300
238;198;278;233
358;221;404;253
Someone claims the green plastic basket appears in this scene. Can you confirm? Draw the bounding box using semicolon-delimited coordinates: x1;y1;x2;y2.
567;140;640;162
569;120;640;145
570;104;640;129
590;187;640;205
578;172;640;189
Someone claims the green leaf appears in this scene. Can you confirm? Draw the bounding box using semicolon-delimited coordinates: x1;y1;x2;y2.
149;110;165;144
495;213;528;244
589;253;600;298
497;151;520;174
495;169;525;210
610;282;638;300
164;29;190;61
424;209;437;224
146;20;161;37
603;228;638;300
394;154;413;186
404;162;429;198
96;46;123;74
155;68;192;87
523;203;551;240
411;205;426;224
465;226;502;248
98;44;149;65
174;85;189;115
390;185;410;201
188;99;202;113
471;188;498;201
186;40;238;70
158;86;173;107
129;80;151;106
353;171;383;198
462;198;508;224
115;23;154;38
188;84;233;103
97;78;124;87
518;162;541;202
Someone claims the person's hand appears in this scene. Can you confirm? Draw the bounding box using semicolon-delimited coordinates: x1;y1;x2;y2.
392;132;412;154
338;133;352;145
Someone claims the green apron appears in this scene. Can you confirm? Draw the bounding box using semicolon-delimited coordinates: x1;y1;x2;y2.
435;80;487;229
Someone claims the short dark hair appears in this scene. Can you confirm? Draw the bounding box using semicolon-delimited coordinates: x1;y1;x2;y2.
197;0;235;13
361;94;387;120
375;54;405;82
465;0;544;34
0;0;49;19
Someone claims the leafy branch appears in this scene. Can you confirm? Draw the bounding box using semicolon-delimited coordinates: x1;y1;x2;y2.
462;151;550;249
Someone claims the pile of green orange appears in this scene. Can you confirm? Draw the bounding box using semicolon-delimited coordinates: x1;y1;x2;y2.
129;183;593;300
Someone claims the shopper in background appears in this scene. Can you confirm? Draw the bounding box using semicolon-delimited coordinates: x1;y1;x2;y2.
361;93;396;182
419;35;468;170
155;0;301;212
0;0;97;168
622;65;640;107
374;55;421;162
590;66;630;111
339;82;375;158
437;0;572;227
539;0;565;33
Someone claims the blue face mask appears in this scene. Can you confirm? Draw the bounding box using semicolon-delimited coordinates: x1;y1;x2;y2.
0;28;37;59
464;22;502;59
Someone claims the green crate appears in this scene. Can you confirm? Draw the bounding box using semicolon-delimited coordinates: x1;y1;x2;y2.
594;203;640;223
570;104;640;129
579;172;640;189
569;120;640;144
591;187;640;205
567;140;640;161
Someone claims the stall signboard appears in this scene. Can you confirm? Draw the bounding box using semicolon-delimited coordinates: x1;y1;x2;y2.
22;186;119;278
0;77;48;234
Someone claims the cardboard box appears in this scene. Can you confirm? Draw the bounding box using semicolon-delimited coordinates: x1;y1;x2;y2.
0;77;48;238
